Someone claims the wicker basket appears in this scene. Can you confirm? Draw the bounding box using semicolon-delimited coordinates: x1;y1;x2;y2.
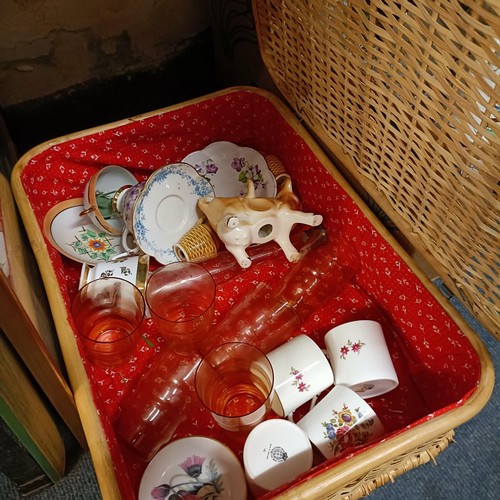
252;0;499;338
280;430;456;499
11;86;494;500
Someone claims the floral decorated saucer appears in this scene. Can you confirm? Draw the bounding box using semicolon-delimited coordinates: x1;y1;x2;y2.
43;198;125;264
182;141;277;198
138;436;247;500
132;163;215;265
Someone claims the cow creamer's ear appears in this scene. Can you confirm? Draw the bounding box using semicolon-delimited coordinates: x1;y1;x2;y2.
225;215;239;228
200;196;214;204
277;175;294;197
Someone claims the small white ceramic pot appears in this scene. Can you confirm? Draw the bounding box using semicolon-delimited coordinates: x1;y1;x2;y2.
243;419;313;496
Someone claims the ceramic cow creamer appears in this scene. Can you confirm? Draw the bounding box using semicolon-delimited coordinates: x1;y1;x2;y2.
198;177;323;268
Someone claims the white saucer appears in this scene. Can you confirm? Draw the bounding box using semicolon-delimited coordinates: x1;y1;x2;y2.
138;436;247;500
43;198;126;264
132;163;215;265
182;141;277;198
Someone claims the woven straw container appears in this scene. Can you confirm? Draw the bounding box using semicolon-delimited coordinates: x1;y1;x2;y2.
11;85;494;500
174;219;221;262
253;0;499;338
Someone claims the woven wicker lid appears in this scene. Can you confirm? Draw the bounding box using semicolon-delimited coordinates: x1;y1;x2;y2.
252;0;499;338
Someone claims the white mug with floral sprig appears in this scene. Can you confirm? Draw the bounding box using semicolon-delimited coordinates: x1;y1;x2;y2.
324;320;399;399
266;335;334;419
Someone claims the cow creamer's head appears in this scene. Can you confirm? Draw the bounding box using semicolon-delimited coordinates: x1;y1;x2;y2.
198;195;224;228
198;180;259;229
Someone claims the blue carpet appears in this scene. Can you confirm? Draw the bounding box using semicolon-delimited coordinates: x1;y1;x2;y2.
1;279;497;499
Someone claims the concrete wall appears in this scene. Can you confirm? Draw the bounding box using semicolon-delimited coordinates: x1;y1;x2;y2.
0;0;210;106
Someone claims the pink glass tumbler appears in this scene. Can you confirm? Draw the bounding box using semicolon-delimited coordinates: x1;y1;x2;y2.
71;277;145;368
195;342;275;432
145;262;216;355
114;354;196;461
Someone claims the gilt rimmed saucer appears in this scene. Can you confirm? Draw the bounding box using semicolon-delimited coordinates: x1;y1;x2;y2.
43;198;125;264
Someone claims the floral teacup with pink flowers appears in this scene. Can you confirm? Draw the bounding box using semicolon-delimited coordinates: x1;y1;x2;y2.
266;334;334;419
324;320;399;399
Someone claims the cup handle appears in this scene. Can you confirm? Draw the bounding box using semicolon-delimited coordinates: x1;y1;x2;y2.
286;394;319;422
309;394;319;412
121;228;140;255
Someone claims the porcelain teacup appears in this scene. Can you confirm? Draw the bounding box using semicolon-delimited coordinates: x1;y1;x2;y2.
115;181;146;254
82;165;138;235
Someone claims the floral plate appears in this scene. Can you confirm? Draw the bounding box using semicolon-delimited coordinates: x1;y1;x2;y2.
138;436;247;500
182;141;277;197
43;198;126;264
132;163;215;265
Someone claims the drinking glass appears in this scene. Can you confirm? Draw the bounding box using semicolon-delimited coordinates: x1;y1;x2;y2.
195;342;274;432
145;262;216;355
71;277;145;368
276;236;360;321
209;234;359;352
114;352;196;461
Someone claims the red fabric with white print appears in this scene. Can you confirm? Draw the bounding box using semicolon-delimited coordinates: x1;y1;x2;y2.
19;89;481;499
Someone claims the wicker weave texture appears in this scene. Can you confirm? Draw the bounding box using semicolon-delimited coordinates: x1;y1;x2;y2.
253;0;499;336
274;430;455;499
174;221;220;262
327;431;455;500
